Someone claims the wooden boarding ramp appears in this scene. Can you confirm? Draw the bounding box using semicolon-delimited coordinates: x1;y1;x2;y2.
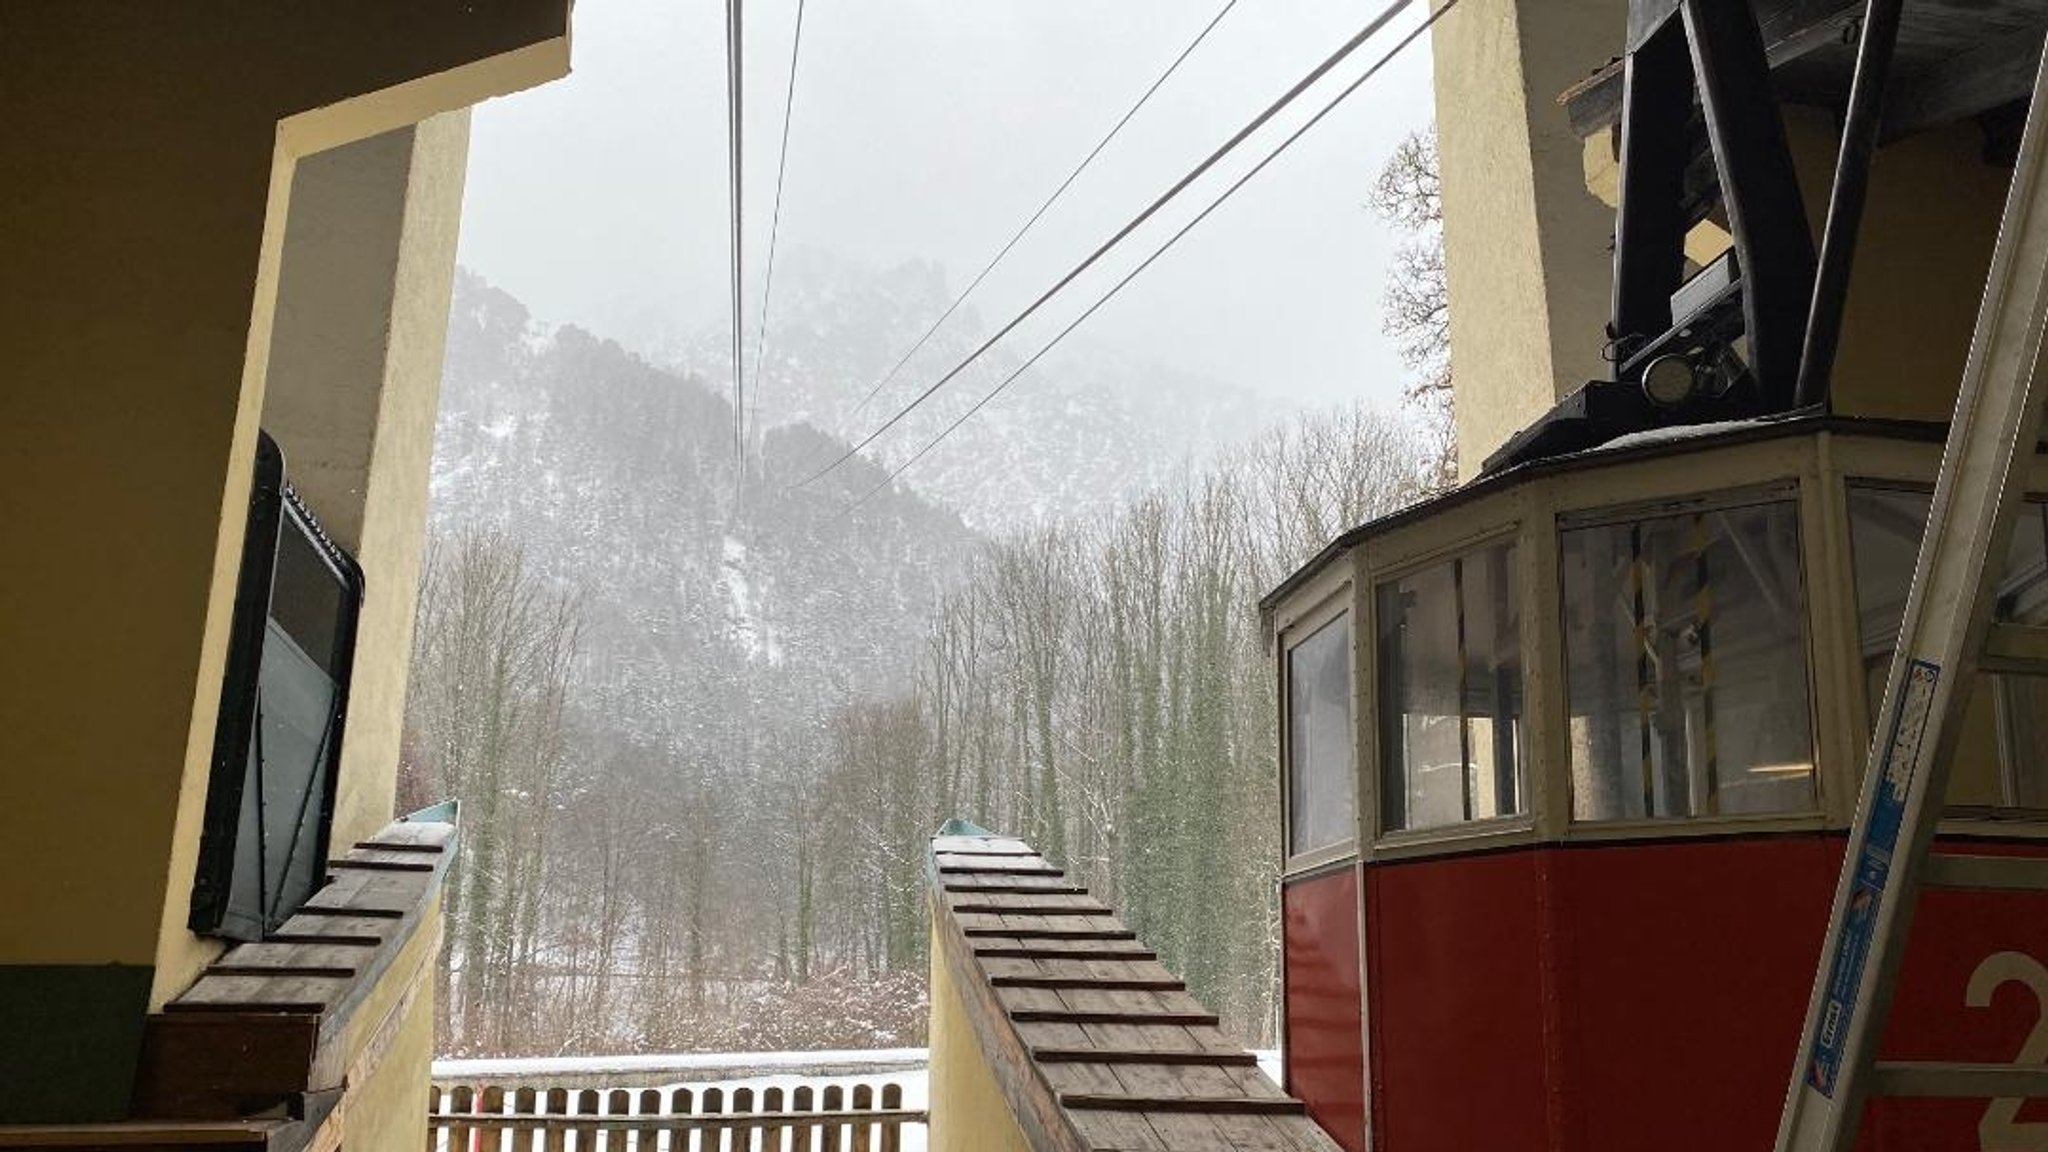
929;827;1341;1152
0;811;456;1151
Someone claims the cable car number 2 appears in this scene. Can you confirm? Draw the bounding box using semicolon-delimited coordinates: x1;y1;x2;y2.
1970;951;2048;1152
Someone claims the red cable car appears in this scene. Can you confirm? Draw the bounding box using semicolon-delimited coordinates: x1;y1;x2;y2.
1264;421;2048;1151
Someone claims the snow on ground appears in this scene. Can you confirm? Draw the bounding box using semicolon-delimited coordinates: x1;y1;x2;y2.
433;1047;927;1080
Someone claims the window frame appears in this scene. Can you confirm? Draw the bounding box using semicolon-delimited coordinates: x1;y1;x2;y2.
1371;535;1529;840
1555;481;1825;831
1279;582;1361;874
1843;477;2048;821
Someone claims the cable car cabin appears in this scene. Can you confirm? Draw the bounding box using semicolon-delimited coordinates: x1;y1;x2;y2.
1259;0;2048;1146
1263;421;2048;1151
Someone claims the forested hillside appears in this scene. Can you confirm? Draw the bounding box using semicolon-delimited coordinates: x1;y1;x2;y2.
402;269;1433;1056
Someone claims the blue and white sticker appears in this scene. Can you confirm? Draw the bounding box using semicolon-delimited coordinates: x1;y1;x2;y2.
1806;658;1939;1098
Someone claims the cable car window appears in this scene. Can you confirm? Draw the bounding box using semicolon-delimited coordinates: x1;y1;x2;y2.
1847;486;2048;809
1562;497;1814;821
1377;541;1522;832
1287;612;1356;856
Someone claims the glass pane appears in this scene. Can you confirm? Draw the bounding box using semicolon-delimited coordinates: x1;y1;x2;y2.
1848;488;2048;808
1464;543;1523;820
1377;544;1524;832
1288;615;1355;855
1379;564;1463;830
1564;499;1815;821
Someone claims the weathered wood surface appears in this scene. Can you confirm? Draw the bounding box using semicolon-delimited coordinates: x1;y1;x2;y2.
928;830;1342;1151
135;814;455;1124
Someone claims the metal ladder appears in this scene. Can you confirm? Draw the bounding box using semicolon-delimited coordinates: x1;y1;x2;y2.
1775;51;2048;1152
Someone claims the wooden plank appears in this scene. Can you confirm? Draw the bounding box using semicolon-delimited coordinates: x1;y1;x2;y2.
1083;1022;1201;1053
991;975;1183;992
163;974;348;1014
962;926;1135;941
544;1086;572;1152
1016;1020;1092;1048
324;852;435;873
881;1083;904;1152
974;943;1157;961
1042;1061;1124;1096
821;1084;844;1152
1066;1109;1169;1151
852;1083;875;1152
792;1084;815;1152
1110;1058;1192;1100
1010;1009;1219;1026
632;1086;663;1150
950;905;1113;917
1032;1048;1258;1067
447;1085;474;1152
301;869;426;916
207;942;365;980
1207;1113;1321;1152
997;985;1068;1015
948;890;1105;910
942;877;1086;893
1142;1111;1233;1151
130;1012;320;1120
1058;1093;1305;1115
606;1087;632;1152
980;955;1043;981
763;1085;788;1146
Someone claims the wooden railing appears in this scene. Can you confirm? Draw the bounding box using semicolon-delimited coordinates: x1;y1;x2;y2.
429;1081;925;1150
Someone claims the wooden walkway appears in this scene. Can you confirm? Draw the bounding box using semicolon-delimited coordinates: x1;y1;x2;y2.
931;831;1341;1151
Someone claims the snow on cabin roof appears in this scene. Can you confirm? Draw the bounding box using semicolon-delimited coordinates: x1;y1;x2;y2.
927;828;1342;1152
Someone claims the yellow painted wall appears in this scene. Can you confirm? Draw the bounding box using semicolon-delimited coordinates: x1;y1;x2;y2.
1432;0;1625;480
260;110;474;854
1781;112;2011;423
337;895;444;1152
927;923;1032;1152
0;3;566;1122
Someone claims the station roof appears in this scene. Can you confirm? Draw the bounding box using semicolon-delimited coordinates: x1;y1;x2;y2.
1562;0;2048;143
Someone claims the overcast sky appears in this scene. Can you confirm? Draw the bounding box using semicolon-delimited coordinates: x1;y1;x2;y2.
456;0;1439;413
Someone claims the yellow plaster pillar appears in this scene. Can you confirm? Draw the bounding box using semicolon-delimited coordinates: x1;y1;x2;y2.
1432;0;1626;479
0;4;566;1123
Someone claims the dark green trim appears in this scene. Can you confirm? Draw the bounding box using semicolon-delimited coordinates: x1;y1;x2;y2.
0;963;152;1122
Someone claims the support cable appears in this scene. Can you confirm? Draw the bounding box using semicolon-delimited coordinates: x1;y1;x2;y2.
839;0;1459;512
726;0;747;466
749;0;810;440
795;0;1413;489
833;0;1240;431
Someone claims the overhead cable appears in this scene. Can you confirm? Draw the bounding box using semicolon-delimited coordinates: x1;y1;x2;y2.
749;0;810;439
726;0;747;465
842;0;1462;513
834;0;1241;429
796;0;1412;489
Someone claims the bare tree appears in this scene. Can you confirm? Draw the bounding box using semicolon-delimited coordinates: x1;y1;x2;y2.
1369;127;1454;486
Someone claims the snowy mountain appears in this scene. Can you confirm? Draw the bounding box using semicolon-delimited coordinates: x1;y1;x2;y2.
432;268;982;743
646;249;1276;531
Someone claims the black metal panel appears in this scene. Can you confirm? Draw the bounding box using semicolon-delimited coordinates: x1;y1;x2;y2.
1796;0;1907;408
1611;15;1698;365
189;433;363;941
1682;0;1818;409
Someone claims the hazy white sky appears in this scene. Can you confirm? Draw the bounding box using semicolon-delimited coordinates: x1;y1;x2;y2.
456;0;1439;411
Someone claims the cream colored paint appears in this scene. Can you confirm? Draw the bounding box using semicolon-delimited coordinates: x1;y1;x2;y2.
254;112;473;855
0;4;566;998
1433;0;1625;480
927;923;1032;1152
